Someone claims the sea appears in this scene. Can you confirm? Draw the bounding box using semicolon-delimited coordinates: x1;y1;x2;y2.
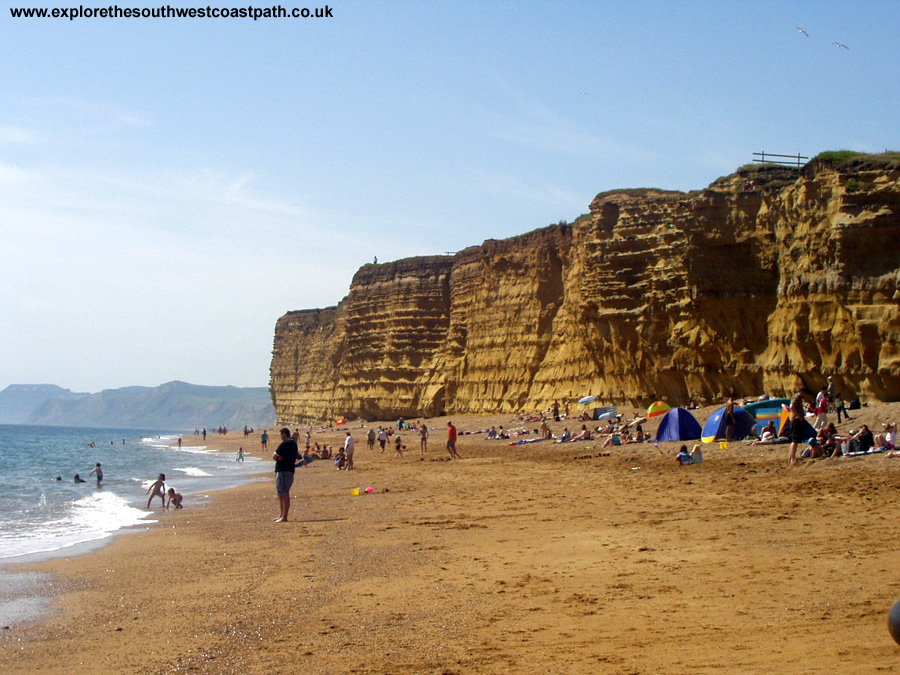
0;424;264;626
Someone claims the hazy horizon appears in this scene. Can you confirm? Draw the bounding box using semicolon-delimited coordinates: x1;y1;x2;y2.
2;1;898;392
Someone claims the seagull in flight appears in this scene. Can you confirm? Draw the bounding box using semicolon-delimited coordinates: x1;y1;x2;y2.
796;26;809;37
834;41;849;49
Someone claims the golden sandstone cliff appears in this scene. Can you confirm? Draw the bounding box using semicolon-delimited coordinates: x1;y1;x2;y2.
271;155;900;422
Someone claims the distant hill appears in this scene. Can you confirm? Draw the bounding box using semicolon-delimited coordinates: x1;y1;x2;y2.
0;384;89;424
0;381;275;430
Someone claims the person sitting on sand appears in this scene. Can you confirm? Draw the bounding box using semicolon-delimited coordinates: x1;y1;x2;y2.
497;426;509;440
601;430;621;448
848;425;874;454
560;427;571;442
632;425;645;443
676;445;692;465
875;422;896;451
486;426;497;439
333;448;346;469
570;425;591;443
801;438;826;459
751;421;778;445
146;473;166;508
690;444;703;463
166;488;183;509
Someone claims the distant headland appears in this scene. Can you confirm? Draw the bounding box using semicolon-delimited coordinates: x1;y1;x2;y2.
0;381;275;429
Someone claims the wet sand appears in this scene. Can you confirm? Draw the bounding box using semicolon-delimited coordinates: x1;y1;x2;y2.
2;405;900;674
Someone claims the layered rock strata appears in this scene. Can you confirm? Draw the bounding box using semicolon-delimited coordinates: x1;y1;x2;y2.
271;161;900;422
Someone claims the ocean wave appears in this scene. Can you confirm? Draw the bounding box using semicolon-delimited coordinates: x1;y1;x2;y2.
173;466;211;477
0;491;154;560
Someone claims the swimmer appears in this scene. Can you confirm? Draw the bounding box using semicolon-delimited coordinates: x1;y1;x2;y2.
146;473;166;508
74;473;86;483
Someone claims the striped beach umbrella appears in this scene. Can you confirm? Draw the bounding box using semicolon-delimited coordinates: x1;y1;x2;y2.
646;401;671;418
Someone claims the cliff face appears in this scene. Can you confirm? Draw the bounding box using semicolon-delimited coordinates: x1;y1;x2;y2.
271;161;900;421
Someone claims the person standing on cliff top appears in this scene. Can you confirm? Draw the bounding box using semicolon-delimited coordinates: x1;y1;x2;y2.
789;386;813;466
273;428;299;522
446;421;461;459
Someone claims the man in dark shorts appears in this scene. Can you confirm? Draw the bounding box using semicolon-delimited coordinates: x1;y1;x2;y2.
789;386;813;466
273;427;300;522
446;421;461;459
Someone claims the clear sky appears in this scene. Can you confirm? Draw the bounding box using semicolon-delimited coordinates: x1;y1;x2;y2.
1;1;897;393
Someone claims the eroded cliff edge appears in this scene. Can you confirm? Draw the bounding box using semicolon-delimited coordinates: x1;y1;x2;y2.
271;159;900;422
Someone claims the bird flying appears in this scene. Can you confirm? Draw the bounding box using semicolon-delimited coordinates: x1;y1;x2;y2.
796;26;809;37
834;42;849;49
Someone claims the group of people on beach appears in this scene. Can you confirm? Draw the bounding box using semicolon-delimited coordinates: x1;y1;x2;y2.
145;473;183;509
270;420;463;522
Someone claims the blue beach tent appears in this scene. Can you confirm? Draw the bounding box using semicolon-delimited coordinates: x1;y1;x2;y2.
654;407;702;442
701;407;754;442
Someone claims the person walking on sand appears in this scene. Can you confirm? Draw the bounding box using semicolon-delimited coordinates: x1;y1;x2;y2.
367;427;376;452
377;427;387;453
394;433;405;459
344;432;355;470
789;386;813;466
446;421;461;459
89;462;103;487
261;430;269;452
419;422;428;455
273;428;299;522
146;473;166;508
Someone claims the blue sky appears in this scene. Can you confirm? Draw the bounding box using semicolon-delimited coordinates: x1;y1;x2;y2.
1;1;897;392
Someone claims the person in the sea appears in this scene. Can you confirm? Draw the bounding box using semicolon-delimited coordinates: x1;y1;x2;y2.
236;446;244;462
74;473;86;483
89;462;103;486
166;487;183;509
146;473;166;508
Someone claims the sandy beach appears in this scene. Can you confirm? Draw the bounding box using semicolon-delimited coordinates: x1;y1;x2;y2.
2;404;900;674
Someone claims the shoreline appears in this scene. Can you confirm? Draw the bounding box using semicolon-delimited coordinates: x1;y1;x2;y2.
3;410;900;673
0;432;270;629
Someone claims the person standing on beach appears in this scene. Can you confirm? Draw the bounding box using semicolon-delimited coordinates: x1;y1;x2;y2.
261;430;268;452
367;427;376;451
146;473;166;508
273;428;299;522
377;427;387;453
419;422;428;455
724;393;736;444
446;421;461;459
344;432;355;470
789;386;813;466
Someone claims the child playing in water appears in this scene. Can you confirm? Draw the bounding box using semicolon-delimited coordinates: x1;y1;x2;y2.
89;462;103;486
166;487;183;509
236;446;244;462
146;473;166;508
